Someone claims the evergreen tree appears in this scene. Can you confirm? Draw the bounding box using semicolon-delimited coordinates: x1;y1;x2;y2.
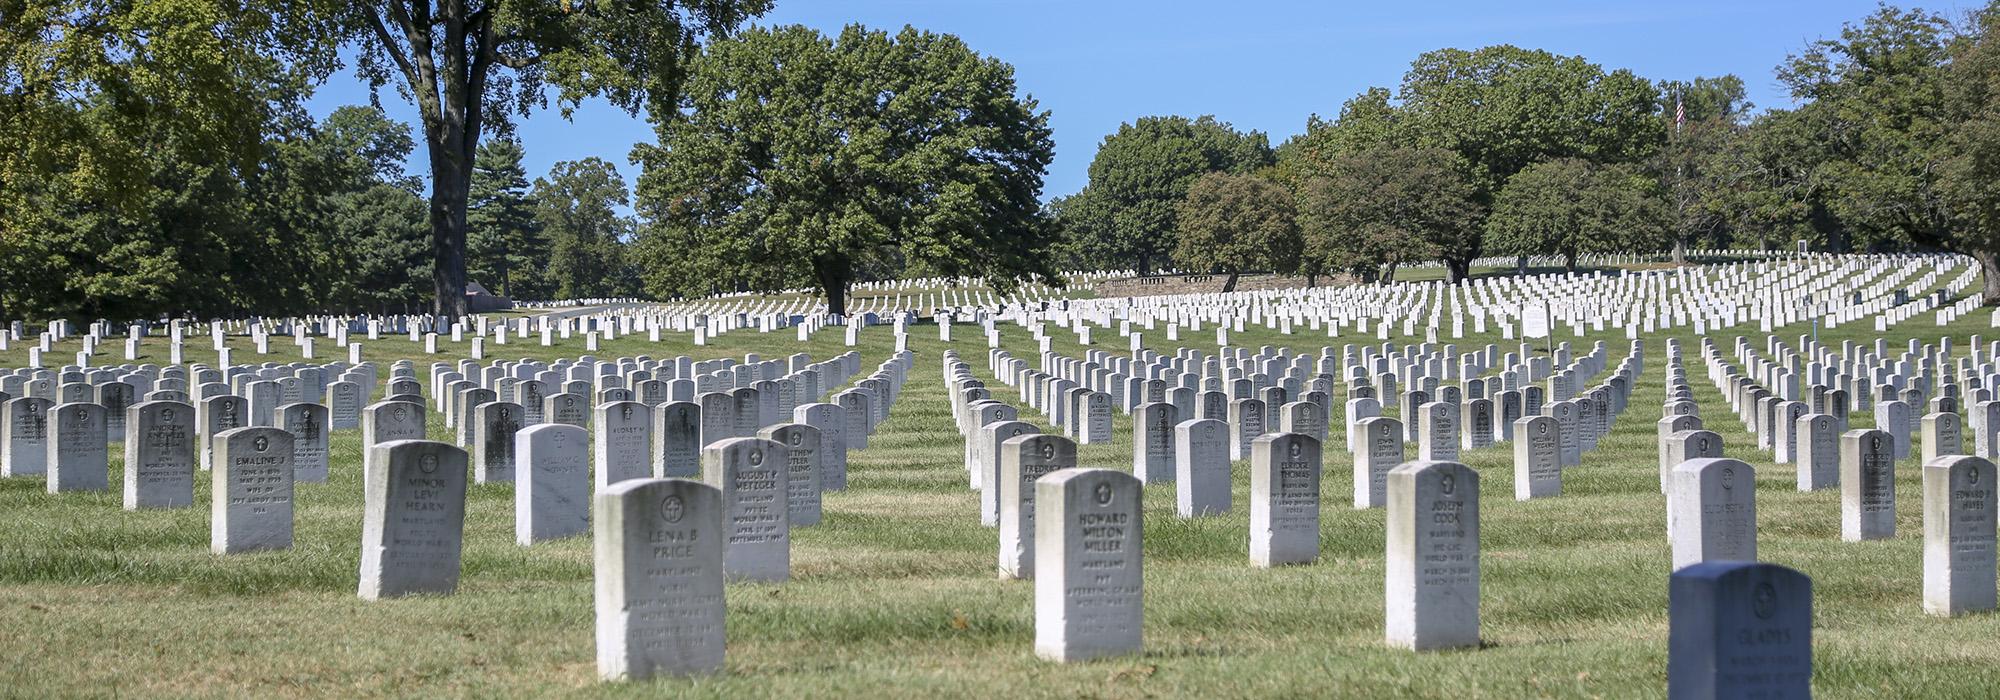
467;138;547;299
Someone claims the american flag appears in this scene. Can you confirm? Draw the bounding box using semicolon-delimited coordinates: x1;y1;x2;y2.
1674;97;1685;130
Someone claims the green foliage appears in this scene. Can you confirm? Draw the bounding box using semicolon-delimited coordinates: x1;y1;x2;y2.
632;24;1056;315
1296;147;1483;283
0;0;343;319
468;138;548;299
1078;115;1274;274
1045;191;1121;272
1941;3;2000;291
1649;76;1750;260
1275;88;1398;187
1278;45;1662;280
535;158;637;300
1397;45;1662;194
342;0;770;317
1770;4;1955;252
1485;158;1668;270
334;184;433;313
1171;172;1299;292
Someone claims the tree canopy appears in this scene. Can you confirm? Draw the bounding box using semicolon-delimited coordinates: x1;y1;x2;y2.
631;23;1057;316
1295;146;1484;284
1172;172;1300;293
341;0;770;318
1485;158;1668;271
1073;116;1274;274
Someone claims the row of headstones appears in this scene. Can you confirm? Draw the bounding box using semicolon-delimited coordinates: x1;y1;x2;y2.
12;373;927;681
6;252;1964;358
1015;254;1960;345
0;358;375;430
3;398;331;494
421;351;868;427
420;353;864;449
1664;449;2000;624
366;348;915;488
1719;333;2000;423
941;378;1814;699
14;348;913;552
1699;337;2000;470
974;333;1637;497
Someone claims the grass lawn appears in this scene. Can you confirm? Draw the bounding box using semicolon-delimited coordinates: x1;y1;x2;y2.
3;269;2000;697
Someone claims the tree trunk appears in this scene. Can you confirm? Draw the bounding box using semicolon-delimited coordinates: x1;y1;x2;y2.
1445;258;1471;284
1977;249;2000;306
1671;236;1688;266
1221;269;1240;293
1515;255;1528;276
428;148;471;320
1563;251;1578;273
814;256;851;318
1138;252;1151;277
1379;261;1399;284
1305;272;1318;288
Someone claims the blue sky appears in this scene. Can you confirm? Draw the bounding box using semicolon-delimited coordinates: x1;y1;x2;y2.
305;0;1925;202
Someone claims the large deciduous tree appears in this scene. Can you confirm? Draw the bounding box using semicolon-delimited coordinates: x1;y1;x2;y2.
536;158;636;300
631;24;1057;317
1172;172;1300;293
1485;158;1668;272
1651;76;1752;264
1295;147;1483;284
1942;3;2000;300
1277;45;1660;282
346;0;768;318
1080;116;1273;275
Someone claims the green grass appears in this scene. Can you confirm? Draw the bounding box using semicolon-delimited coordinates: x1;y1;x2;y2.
3;267;2000;697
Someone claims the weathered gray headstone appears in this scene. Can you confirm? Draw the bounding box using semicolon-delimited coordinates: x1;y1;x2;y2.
1878;400;1913;459
1;396;51;477
359;439;468;598
1795;413;1838;492
1417;401;1460;462
1000;434;1076;579
980;420;1040;526
1386;460;1480;651
1668;458;1757;569
1668;561;1812;699
1664;429;1725;496
48;402;108;493
545;393;588;428
653;400;702;478
362;400;425;483
1251;433;1321;567
756;423;822;528
1354;416;1403;509
1923;411;1965;465
471;401;524;483
593;477;726;680
1513;415;1560;501
211;426;296;554
123;400;195;509
795;402;847;491
1227;398;1265;461
516;423;591;545
1841;429;1897;542
595;401;652;490
1132;402;1177;483
1924;454;1997;617
1034;468;1143;663
280;402;330;483
703;437;789;582
1174;418;1229;517
199;394;247;471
